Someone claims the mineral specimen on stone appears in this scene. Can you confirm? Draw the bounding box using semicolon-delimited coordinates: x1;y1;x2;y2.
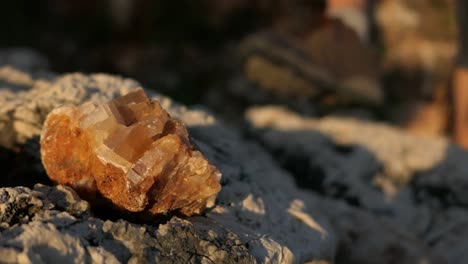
40;89;221;216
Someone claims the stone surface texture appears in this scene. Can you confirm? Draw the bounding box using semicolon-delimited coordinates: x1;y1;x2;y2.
246;105;468;264
0;185;254;264
247;106;448;189
40;89;221;216
0;65;335;263
0;56;465;263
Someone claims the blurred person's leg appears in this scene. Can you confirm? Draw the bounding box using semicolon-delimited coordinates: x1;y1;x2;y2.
453;0;468;148
453;69;468;147
405;82;449;138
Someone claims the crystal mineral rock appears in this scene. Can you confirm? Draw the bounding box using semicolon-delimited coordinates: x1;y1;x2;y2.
40;89;222;216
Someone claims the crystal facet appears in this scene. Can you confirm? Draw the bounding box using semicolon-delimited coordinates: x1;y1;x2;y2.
40;89;222;216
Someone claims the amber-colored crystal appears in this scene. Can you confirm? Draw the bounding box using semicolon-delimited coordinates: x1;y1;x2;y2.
40;89;221;216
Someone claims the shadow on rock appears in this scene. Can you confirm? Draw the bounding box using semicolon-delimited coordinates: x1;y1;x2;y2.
412;144;468;208
247;127;383;209
0;137;51;188
245;118;467;263
188;123;335;263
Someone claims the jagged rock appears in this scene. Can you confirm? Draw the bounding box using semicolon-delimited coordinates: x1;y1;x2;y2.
0;185;254;264
0;68;335;263
246;105;468;263
41;89;221;216
0;65;450;263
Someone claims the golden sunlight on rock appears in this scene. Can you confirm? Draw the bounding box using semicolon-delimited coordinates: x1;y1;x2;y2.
40;89;221;216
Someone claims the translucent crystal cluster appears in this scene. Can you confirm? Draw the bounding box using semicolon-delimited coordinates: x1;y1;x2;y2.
40;89;221;216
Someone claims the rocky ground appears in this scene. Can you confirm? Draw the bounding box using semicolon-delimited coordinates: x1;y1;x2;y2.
0;50;468;263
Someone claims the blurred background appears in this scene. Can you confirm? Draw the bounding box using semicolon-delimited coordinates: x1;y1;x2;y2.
0;0;464;146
